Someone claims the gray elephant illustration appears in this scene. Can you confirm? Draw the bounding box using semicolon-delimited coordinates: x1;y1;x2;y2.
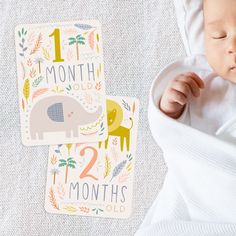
30;95;102;139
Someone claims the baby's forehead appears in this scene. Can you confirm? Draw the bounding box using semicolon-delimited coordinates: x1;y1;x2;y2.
203;0;234;26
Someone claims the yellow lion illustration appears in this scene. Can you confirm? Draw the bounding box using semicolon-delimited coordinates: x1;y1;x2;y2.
99;99;133;152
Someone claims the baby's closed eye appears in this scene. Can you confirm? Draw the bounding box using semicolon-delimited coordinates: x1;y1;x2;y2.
211;31;227;39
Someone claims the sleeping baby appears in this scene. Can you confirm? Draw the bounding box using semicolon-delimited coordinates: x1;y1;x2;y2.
135;0;236;235
159;0;236;137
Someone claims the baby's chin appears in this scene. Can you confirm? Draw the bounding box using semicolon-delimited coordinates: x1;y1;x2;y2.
221;70;236;84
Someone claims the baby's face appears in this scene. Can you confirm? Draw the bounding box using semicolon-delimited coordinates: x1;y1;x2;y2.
204;0;236;83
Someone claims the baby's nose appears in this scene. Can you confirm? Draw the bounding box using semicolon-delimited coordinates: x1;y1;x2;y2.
228;37;236;54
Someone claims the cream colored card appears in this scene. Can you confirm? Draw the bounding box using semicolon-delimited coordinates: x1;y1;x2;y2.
15;20;108;146
44;96;139;218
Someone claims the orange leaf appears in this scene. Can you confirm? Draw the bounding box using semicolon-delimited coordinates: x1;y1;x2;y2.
22;98;25;111
32;88;49;101
88;31;94;50
30;33;42;55
132;102;135;114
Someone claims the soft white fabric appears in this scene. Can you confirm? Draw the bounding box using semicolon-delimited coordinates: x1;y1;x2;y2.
159;55;236;142
173;0;204;56
0;0;185;235
135;54;236;236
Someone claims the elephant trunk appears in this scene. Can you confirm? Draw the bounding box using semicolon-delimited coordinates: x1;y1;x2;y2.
81;105;102;125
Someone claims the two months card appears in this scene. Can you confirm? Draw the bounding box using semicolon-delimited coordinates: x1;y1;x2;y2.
44;96;139;218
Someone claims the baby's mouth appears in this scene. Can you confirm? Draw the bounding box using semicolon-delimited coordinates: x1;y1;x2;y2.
230;65;236;71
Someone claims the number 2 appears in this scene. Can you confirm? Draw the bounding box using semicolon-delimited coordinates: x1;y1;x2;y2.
79;146;98;180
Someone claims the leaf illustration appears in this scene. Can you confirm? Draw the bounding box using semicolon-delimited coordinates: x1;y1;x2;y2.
74;23;94;30
42;47;50;60
95;81;101;90
27;32;36;45
96;33;100;42
51;155;57;165
122;99;131;111
66;144;72;155
30;68;36;78
63;206;78;212
57;183;65;200
32;76;44;87
88;31;95;49
23;79;30;104
118;170;130;183
110;160;127;182
22;98;25;111
132;102;136;114
32;88;48;101
103;155;111;178
49;187;59;210
30;33;42;55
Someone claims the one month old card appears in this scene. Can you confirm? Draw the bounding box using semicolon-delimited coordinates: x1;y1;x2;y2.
15;20;108;146
44;96;139;218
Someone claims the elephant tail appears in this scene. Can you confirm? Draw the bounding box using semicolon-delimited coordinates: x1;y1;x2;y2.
129;117;134;130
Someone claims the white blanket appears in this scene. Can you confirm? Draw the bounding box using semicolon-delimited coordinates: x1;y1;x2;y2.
135;55;236;236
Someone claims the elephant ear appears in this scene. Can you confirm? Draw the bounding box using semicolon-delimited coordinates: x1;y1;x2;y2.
47;103;64;122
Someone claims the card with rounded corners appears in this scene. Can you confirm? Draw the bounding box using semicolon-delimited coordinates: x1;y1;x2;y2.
15;20;108;146
44;96;139;219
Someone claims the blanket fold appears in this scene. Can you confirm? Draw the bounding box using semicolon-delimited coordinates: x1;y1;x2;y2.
135;55;236;236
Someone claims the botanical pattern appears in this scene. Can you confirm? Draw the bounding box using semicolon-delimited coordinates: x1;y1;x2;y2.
45;97;139;219
15;20;108;145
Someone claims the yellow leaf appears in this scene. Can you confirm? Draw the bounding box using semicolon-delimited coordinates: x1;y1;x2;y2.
104;155;111;178
66;143;72;155
63;206;78;212
23;79;30;104
42;47;50;61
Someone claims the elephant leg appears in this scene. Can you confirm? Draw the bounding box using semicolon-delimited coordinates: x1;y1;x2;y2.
120;136;124;152
105;136;109;149
66;130;71;138
31;130;36;140
73;128;78;137
38;131;43;140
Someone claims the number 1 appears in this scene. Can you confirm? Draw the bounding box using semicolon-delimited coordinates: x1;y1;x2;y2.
49;28;64;62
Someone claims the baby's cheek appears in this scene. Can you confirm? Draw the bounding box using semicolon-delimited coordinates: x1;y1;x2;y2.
206;41;222;61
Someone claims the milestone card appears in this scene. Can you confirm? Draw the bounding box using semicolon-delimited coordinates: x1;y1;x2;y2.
15;20;108;146
44;96;139;218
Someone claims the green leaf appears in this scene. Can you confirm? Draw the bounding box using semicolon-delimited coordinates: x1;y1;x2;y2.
69;41;75;45
68;164;76;168
59;163;67;167
78;41;85;45
24;30;27;35
68;38;76;43
59;159;67;163
68;160;76;164
22;28;24;35
18;31;21;38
